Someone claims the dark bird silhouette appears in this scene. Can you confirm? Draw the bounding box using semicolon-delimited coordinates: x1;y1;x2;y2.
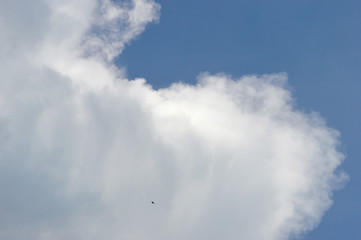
151;201;155;204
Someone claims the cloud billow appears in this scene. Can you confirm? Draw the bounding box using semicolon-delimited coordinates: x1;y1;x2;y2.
0;0;346;240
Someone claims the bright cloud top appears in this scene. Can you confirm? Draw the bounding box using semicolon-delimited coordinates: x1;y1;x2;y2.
0;1;346;240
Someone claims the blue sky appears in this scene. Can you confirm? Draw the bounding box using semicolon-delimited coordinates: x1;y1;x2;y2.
0;0;359;239
116;0;361;239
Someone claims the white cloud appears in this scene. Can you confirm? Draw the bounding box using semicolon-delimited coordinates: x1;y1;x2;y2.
83;0;161;61
0;1;347;240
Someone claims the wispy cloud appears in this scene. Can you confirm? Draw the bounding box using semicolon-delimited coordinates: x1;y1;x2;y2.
0;1;347;240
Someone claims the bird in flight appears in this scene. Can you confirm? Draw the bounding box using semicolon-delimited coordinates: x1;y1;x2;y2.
151;201;155;204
